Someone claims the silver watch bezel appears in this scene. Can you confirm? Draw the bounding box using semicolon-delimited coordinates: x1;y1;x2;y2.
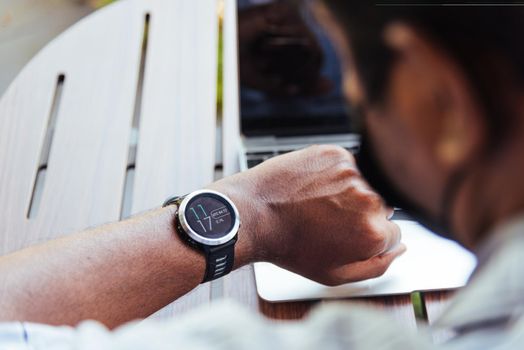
178;189;240;246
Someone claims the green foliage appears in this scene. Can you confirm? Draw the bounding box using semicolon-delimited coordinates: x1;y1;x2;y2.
217;19;223;116
93;0;117;9
411;292;428;320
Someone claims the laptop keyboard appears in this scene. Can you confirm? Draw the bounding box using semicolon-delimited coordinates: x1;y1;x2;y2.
247;158;265;169
246;146;359;169
246;151;273;169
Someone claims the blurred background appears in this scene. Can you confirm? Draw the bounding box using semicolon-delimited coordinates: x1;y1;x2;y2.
0;0;117;96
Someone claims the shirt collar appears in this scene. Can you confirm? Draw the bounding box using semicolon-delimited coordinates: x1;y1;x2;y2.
433;213;524;330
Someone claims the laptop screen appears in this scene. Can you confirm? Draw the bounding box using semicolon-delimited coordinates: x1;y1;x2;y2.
237;0;356;137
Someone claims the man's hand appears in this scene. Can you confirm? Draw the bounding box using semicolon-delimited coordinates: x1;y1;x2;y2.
210;145;405;286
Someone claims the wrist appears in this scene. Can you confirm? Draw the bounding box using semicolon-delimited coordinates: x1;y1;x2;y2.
207;177;272;267
158;205;206;284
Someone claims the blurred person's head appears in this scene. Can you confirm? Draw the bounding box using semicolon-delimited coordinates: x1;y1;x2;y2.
316;1;524;249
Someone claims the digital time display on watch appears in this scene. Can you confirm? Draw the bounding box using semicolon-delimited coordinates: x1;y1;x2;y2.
185;193;235;239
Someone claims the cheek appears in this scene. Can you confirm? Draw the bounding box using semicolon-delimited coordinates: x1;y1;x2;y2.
366;112;444;215
388;56;443;148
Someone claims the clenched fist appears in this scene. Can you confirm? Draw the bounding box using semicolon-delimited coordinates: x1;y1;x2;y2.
209;145;405;286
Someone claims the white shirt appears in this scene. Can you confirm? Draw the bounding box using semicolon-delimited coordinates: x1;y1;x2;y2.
2;215;524;350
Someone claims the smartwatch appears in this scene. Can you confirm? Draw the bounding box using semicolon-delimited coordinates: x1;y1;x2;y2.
163;189;240;283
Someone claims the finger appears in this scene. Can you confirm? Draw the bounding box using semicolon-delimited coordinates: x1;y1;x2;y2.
380;219;402;254
332;243;407;284
386;207;395;220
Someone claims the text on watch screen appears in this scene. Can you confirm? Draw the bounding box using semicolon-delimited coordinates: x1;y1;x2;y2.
186;195;234;238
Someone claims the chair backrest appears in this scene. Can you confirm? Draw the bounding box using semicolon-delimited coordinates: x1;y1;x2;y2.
0;0;224;317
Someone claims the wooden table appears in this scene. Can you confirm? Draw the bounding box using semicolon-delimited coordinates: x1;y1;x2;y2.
0;0;451;330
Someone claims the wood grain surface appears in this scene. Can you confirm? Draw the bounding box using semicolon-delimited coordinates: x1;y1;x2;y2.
423;290;455;324
422;290;456;343
0;0;144;255
260;295;417;329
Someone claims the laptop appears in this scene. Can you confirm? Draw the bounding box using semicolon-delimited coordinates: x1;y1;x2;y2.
236;0;476;302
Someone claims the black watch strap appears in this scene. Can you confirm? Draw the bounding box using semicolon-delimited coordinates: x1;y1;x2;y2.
201;238;236;283
163;195;237;283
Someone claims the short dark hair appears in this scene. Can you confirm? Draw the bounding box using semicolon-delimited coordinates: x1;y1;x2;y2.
321;1;524;142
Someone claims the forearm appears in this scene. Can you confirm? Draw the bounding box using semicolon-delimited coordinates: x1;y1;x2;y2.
0;206;253;328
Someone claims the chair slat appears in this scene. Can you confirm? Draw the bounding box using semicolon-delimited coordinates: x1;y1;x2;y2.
133;0;219;317
0;0;145;254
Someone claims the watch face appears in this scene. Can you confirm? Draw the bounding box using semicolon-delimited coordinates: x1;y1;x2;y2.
184;193;236;239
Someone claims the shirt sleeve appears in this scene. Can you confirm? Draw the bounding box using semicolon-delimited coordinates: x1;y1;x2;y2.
19;300;436;350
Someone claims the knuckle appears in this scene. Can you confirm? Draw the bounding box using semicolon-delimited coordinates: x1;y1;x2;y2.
362;191;384;210
313;144;352;161
334;160;359;179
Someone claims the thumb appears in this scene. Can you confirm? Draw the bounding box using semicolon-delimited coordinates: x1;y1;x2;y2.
331;243;407;284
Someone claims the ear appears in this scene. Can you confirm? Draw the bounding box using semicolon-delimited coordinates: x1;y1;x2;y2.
383;23;487;171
